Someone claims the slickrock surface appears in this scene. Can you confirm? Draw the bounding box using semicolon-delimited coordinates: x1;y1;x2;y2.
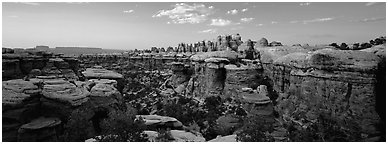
208;134;237;142
136;115;183;129
42;79;90;106
82;68;123;79
17;117;62;142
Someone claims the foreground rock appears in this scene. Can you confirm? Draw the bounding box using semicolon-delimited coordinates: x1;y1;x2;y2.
2;79;42;142
208;134;237;142
136;115;183;130
17;117;62;142
144;130;205;142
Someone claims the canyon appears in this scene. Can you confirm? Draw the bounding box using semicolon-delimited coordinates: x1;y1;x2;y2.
2;35;386;142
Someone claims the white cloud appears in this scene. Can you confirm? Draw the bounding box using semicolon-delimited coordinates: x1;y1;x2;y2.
300;2;311;6
210;19;232;26
257;24;264;26
123;10;134;13
358;17;385;22
152;3;214;24
198;29;216;33
303;17;334;24
240;17;255;23
290;20;298;23
271;21;278;24
227;9;238;15
365;2;378;6
19;2;40;6
241;8;248;12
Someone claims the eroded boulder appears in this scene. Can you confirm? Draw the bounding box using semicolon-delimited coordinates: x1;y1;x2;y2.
42;79;90;106
190;50;239;62
136;115;183;130
17;117;62;142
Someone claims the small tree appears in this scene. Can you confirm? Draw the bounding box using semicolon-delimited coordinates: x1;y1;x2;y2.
98;107;148;142
329;43;340;48
339;43;348;50
63;109;95;142
236;115;275;142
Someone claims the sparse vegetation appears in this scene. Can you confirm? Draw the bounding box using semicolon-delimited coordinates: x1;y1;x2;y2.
97;107;148;142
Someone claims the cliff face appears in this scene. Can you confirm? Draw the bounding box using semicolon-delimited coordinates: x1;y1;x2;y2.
168;44;385;140
4;42;384;141
2;51;126;142
258;46;384;137
2;52;81;81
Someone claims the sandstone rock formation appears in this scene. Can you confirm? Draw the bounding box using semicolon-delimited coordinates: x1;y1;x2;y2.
259;45;382;137
42;79;90;106
2;79;42;141
208;134;237;142
258;38;269;47
17;117;62;141
136;115;183;130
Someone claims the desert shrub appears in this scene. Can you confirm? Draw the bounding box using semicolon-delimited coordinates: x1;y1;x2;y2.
97;107;148;142
287;113;362;142
213;115;243;136
62;109;95;142
155;129;174;142
236;115;275;142
340;43;349;50
329;43;340;48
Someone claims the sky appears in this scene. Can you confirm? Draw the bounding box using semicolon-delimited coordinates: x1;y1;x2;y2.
2;2;386;50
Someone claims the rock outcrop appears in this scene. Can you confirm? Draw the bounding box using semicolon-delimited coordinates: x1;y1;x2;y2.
259;45;382;138
82;68;124;92
2;79;42;142
208;134;237;142
136;115;183;130
17;117;62;142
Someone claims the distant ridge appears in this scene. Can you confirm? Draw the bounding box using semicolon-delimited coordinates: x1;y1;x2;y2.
55;47;102;50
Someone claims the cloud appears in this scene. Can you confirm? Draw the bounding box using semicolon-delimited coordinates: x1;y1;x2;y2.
210;18;232;26
198;29;216;33
271;21;278;24
365;2;378;6
227;9;238;15
256;24;264;27
290;20;299;24
19;2;40;6
241;8;248;12
152;3;214;24
240;17;255;23
300;2;311;6
123;10;134;13
358;17;385;22
303;17;334;24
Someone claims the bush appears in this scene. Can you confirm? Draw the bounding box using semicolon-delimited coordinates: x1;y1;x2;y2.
236;115;275;142
287;113;362;142
97;107;148;142
155;129;174;142
63;109;95;142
